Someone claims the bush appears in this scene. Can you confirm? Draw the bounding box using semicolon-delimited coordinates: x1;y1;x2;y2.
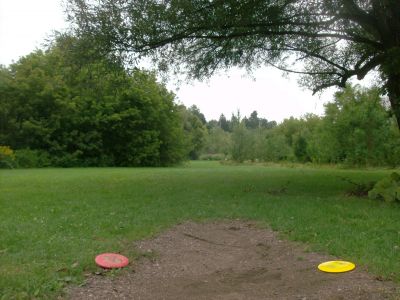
50;152;81;168
14;149;51;168
368;172;400;203
0;146;16;169
263;134;293;162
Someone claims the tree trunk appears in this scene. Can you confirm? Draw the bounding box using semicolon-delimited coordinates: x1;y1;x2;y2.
387;74;400;130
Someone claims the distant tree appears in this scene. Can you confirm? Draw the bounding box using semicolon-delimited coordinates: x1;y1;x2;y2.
260;119;277;129
206;119;219;131
218;114;230;132
308;85;400;166
263;130;293;162
231;122;253;162
204;126;232;156
0;66;17;146
230;111;242;128
244;110;277;130
179;105;207;160
293;135;308;162
277;117;302;147
68;0;400;128
245;111;260;129
188;105;207;125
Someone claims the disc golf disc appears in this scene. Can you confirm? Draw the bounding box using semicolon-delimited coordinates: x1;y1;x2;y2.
95;253;129;269
318;260;355;273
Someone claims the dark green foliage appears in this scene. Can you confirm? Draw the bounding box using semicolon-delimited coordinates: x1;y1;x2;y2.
218;114;231;132
0;35;187;167
244;111;276;130
179;105;207;160
309;86;400;166
244;111;260;129
263;130;293;162
188;105;207;125
14;149;51;168
369;172;400;203
0;159;14;169
231;122;253;162
293;136;308;162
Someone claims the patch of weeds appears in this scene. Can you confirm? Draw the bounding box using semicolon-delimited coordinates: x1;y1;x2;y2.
91;267;124;280
108;268;123;278
368;172;400;203
94;269;107;276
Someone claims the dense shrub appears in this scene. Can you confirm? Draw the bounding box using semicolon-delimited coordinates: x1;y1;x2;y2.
203;127;231;156
231;123;254;162
369;172;400;203
0;146;15;169
0;35;188;167
14;149;51;168
263;133;293;162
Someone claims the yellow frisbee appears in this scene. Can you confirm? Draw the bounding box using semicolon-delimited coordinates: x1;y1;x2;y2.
318;260;356;273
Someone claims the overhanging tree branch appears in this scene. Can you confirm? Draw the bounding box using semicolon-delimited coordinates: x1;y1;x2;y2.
266;61;341;76
67;0;400;129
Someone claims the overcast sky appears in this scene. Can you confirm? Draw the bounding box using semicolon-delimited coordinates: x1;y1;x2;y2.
0;0;338;122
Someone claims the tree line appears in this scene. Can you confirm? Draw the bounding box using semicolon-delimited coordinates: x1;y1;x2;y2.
202;86;400;167
1;35;399;168
0;35;204;167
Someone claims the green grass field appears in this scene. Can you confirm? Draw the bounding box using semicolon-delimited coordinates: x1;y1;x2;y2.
1;161;399;298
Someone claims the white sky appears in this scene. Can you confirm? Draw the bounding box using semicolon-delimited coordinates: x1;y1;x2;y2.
0;0;337;123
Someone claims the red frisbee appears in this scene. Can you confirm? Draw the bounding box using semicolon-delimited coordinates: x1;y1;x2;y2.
95;253;129;269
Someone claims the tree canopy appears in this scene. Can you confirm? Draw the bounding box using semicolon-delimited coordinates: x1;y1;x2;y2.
67;0;400;127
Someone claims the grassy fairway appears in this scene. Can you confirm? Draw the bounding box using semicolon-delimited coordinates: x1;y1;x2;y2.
1;161;399;298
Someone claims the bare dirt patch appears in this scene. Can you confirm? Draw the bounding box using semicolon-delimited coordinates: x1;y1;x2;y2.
68;221;399;299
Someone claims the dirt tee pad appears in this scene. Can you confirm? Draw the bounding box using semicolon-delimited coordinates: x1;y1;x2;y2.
68;221;399;299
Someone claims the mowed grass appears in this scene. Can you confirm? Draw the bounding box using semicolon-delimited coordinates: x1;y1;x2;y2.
1;161;399;298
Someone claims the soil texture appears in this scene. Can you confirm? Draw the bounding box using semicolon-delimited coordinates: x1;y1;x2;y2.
67;221;399;299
